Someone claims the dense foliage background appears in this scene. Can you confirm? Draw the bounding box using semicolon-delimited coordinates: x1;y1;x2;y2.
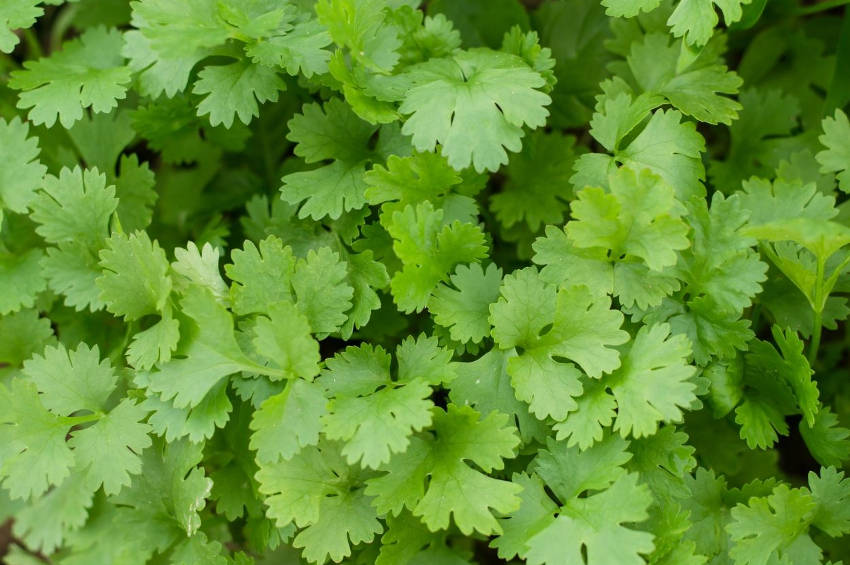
2;0;850;564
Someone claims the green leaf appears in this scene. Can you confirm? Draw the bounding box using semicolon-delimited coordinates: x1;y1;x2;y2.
30;167;117;251
387;201;488;313
316;0;402;72
0;117;46;218
21;342;116;415
0;249;47;315
800;407;850;468
253;301;321;381
250;379;327;464
69;399;152;495
292;247;354;335
0;309;54;366
0;379;74;500
624;33;743;124
809;466;850;538
525;474;655;565
0;0;41;53
489;130;580;231
667;0;753;47
226;235;295;316
602;323;697;440
400;49;551;172
366;405;521;535
518;436;654;565
567;165;689;271
816;109;850;193
97;231;172;320
193;61;285;128
727;484;820;565
490;269;629;420
9;27;131;128
124;0;230;97
147;287;269;409
430;263;502;344
256;441;382;563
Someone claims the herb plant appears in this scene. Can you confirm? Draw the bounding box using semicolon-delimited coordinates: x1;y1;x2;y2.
1;1;850;564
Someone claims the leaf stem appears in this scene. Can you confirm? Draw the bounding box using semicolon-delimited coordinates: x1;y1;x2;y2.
797;0;850;15
808;257;826;364
61;411;104;426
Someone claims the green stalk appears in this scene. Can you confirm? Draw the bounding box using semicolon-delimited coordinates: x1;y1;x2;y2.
797;0;850;15
808;257;826;364
61;411;104;426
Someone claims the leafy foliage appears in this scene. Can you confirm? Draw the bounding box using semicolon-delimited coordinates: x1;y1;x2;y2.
1;1;850;565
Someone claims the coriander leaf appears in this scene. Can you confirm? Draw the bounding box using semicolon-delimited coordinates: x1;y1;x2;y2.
97;230;172;320
800;407;850;468
29;167;117;251
245;19;332;77
143;379;233;443
387;201;488;313
567;166;689;271
624;32;743;124
0;379;74;500
517;436;654;565
667;0;753;47
324;378;432;469
608;323;697;438
113;437;213;541
169;533;227;565
0;117;46;219
0;309;53;366
12;472;94;554
225;235;295;316
171;241;229;303
9;27;131;128
249;379;326;464
709;88;799;190
490;130;580;231
552;380;617;449
193;61;285;128
0;0;41;53
575;98;705;200
430;263;502;344
816;108;850;193
320;343;436;469
127;314;180;370
147;286;269;409
490;269;629;420
114;155;158;232
450;348;546;444
602;0;662;17
340;250;389;338
69;399;152;495
256;442;382;564
281;98;401;220
366;405;521;535
252;300;321;380
809;466;850;538
491;472;558;560
727;485;820;565
364;151;463;212
400;49;551;173
21;342;116;415
41;242;104;311
124;0;230;97
0;249;46;315
292;247;354;335
525;474;655;565
316;0;401;72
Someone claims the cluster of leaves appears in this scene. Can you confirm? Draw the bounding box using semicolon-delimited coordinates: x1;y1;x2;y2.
1;0;850;564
